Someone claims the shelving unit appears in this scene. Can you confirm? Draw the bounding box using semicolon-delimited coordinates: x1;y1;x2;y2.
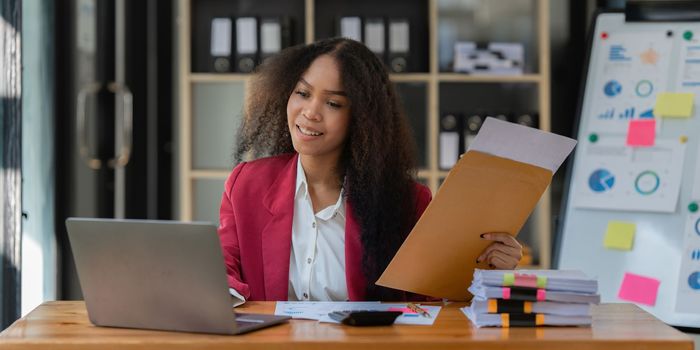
177;0;552;267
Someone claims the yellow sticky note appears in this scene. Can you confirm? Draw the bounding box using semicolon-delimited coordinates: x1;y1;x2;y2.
653;92;694;118
604;221;636;251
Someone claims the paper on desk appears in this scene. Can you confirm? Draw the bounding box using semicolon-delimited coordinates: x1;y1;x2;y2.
376;117;577;300
274;301;380;320
274;302;442;325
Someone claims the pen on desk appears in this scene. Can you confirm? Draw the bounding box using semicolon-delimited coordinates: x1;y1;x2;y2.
406;303;431;318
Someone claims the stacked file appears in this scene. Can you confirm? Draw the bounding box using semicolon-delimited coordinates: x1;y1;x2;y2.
462;269;600;328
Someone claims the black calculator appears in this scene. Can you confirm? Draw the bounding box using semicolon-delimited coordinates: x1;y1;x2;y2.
328;310;403;326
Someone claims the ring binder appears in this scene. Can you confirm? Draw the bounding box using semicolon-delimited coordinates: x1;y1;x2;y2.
235;17;259;73
260;18;281;61
388;19;410;73
364;17;386;63
463;114;483;152
210;17;233;72
513;112;539;128
439;113;461;170
260;17;291;62
338;16;362;42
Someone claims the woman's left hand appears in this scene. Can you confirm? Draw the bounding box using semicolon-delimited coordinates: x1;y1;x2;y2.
477;233;523;270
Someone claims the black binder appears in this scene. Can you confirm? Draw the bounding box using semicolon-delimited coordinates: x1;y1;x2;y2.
512;112;539;129
439;113;461;170
462;114;483;153
337;16;363;42
209;17;233;72
364;17;386;63
235;17;259;73
260;17;292;62
388;18;410;73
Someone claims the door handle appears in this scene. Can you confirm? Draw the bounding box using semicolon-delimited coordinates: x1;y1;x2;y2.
76;82;103;170
76;81;133;170
106;82;132;169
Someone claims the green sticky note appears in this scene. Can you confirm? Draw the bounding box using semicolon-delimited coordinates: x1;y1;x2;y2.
653;92;694;118
604;221;636;251
503;273;515;286
536;276;547;289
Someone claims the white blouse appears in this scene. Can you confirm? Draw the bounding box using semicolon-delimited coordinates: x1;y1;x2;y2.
287;156;348;301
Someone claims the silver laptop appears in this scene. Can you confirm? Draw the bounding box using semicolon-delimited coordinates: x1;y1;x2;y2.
66;218;290;335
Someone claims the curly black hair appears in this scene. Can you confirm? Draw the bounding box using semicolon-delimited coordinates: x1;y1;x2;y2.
235;37;418;300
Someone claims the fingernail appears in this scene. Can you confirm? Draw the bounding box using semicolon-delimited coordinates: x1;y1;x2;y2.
480;233;486;238
476;259;480;263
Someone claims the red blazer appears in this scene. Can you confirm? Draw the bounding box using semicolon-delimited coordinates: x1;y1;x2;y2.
217;153;432;301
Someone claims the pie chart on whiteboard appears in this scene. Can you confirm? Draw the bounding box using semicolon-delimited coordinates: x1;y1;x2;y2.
588;169;615;193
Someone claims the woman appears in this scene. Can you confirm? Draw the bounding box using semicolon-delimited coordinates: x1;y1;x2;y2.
218;38;522;303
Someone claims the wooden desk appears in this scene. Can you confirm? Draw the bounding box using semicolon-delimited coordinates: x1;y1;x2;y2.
0;301;693;350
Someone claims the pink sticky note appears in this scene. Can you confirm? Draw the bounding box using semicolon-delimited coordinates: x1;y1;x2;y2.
618;272;660;306
626;119;656;146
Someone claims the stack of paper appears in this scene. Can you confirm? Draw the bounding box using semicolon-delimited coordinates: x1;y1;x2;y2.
462;269;600;328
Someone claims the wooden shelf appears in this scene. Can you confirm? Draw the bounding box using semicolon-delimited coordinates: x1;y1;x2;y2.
190;170;231;179
190;73;251;83
438;73;543;83
190;73;432;84
417;169;432;178
389;74;432;83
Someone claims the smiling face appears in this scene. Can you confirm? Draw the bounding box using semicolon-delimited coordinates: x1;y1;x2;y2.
287;54;351;161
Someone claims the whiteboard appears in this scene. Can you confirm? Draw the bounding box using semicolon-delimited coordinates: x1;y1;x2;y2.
556;11;700;328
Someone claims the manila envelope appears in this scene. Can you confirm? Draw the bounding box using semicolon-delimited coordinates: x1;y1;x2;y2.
376;150;552;300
